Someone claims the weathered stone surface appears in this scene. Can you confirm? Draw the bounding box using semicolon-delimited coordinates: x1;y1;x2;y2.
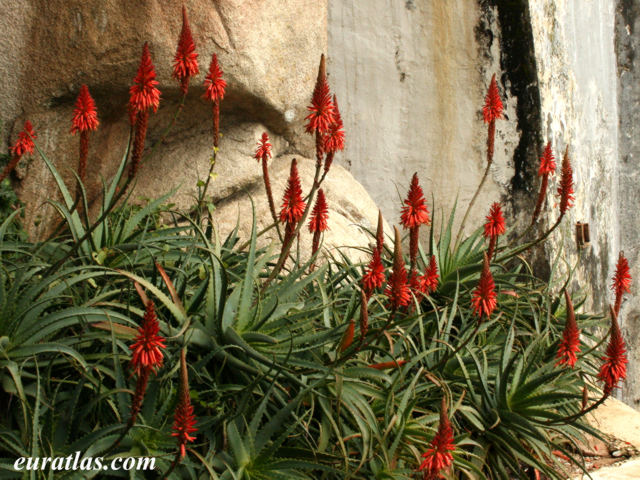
328;0;518;233
572;458;640;480
213;155;390;263
588;396;640;450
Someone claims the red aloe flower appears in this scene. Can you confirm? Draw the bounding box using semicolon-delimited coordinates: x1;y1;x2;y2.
471;254;497;320
385;227;411;309
418;397;456;480
173;6;200;95
172;350;197;459
130;302;166;376
203;53;226;102
532;142;555;224
557;147;575;216
308;189;329;233
128;367;150;427
10;120;36;158
483;202;506;238
362;248;385;295
359;289;369;343
538;141;556;175
255;133;277;225
254;132;272;161
482;74;503;167
376;210;384;254
305;54;335;135
323;94;345;174
484;202;506;260
279;159;306;225
482;74;503;124
1;121;36;183
309;189;329;258
598;309;628;395
401;173;431;268
420;255;439;294
612;252;631;317
203;53;227;148
409;271;425;296
71;85;99;134
556;290;581;368
129;42;161;115
71;85;99;183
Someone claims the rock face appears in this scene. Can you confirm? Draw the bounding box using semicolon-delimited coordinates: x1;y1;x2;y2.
327;0;519;232
0;0;327;238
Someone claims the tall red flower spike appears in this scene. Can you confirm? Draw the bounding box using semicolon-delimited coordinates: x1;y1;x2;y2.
420;255;439;295
128;43;160;179
418;397;455;480
0;121;36;183
71;85;99;134
359;289;369;343
556;289;581;368
482;74;503;124
130;302;166;376
362;248;386;295
254;132;272;161
10;121;36;158
323;94;345;174
309;189;329;258
532;142;556;225
305;54;335;135
129;42;161;115
401;173;431;268
172;350;197;460
279;159;306;225
598;308;628;396
173;6;199;95
484;202;506;260
471;254;497;320
557;146;575;216
254;132;277;225
385;227;411;309
482;74;503;166
128;367;150;427
203;53;227;148
612;252;631;317
71;85;99;183
376;210;384;254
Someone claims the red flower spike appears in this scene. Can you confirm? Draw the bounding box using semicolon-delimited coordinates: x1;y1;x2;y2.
418;397;456;479
71;85;99;134
471;254;497;320
203;53;226;102
279;159;306;225
129;42;161;115
10;121;36;158
557;146;575;216
483;202;506;238
308;189;329;233
172;350;197;459
384;227;411;309
410;271;425;296
128;367;150;427
129;302;166;376
305;54;335;135
254;132;272;161
400;173;431;229
359;289;369;343
539;142;556;176
173;6;199;95
598;308;628;395
323;94;345;155
482;74;503;124
375;210;384;254
612;252;632;316
420;255;439;295
362;248;386;294
556;289;581;368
